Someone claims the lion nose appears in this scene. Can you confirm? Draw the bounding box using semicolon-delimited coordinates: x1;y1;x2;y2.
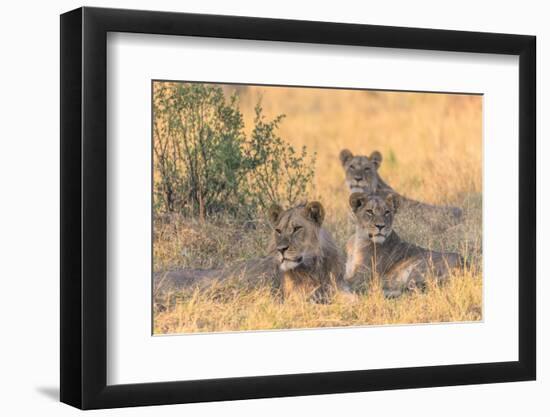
354;176;362;181
277;244;289;255
375;224;385;232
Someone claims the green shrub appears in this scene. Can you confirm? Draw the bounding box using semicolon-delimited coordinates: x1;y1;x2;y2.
153;83;316;220
244;103;316;210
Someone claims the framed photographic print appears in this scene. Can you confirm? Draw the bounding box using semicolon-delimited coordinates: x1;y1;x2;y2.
60;6;536;409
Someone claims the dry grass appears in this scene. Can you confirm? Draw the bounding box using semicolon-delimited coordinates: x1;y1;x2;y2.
154;269;481;334
153;84;483;334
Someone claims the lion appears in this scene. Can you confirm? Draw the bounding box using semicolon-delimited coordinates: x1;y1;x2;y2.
339;149;463;222
155;201;351;303
345;192;464;297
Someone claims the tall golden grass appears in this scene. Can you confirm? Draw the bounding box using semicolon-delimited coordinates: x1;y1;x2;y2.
153;84;482;334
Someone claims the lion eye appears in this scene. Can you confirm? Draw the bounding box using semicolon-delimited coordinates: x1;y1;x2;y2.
384;210;391;216
349;165;355;170
275;228;282;234
364;167;370;171
292;226;302;234
366;209;374;216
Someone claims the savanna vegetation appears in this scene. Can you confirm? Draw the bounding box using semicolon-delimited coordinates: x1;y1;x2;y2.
153;82;482;334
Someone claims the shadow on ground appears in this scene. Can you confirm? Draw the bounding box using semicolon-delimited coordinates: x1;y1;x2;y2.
35;386;59;401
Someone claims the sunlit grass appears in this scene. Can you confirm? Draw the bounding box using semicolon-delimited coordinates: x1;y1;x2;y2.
154;269;482;334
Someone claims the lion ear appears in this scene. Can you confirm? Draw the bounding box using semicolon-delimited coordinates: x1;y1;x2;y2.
268;204;283;225
369;151;382;168
385;193;400;212
339;149;353;166
349;192;367;213
304;201;325;226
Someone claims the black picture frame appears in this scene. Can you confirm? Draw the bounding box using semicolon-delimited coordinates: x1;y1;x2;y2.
60;6;536;410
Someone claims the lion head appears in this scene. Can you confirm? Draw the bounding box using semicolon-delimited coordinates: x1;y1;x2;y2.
267;201;328;272
349;192;400;244
339;149;382;194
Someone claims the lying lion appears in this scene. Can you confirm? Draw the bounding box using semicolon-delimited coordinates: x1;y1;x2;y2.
339;149;463;222
155;202;351;302
345;192;464;297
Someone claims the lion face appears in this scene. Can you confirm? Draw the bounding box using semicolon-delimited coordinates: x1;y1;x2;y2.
339;149;382;194
349;192;400;244
268;202;326;272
